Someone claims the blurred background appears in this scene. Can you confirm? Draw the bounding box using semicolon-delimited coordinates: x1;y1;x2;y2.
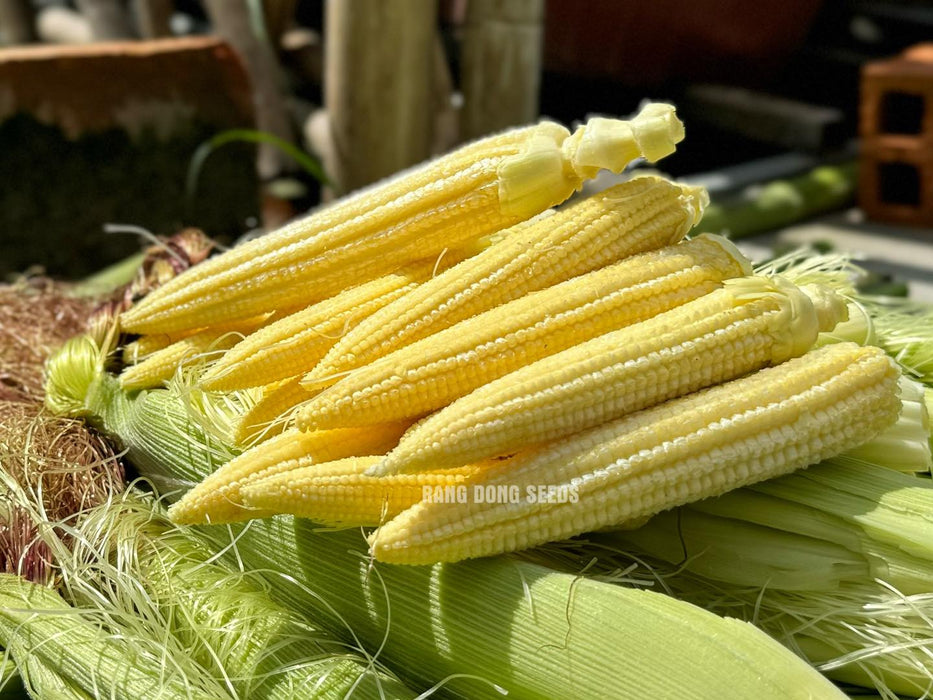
0;0;931;295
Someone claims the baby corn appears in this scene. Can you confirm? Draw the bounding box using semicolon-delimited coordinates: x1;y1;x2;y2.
119;315;269;391
168;421;410;524
199;251;474;392
121;104;685;335
295;234;749;430
314;276;848;471
234;376;316;445
301;174;707;391
369;343;902;564
121;333;174;365
240;456;487;527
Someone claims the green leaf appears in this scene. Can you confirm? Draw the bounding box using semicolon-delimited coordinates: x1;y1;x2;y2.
186;129;330;204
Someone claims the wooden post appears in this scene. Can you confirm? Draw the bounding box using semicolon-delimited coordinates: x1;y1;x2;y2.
203;0;295;179
75;0;136;39
132;0;173;38
262;0;298;47
460;0;544;140
325;0;436;193
0;0;35;45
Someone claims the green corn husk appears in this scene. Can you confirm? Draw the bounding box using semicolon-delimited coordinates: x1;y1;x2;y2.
615;461;933;594
45;336;846;700
566;434;933;696
0;573;214;699
0;655;23;699
530;540;933;700
859;297;933;387
697;162;858;240
756;248;933;392
837;376;930;474
1;463;411;700
67;496;413;700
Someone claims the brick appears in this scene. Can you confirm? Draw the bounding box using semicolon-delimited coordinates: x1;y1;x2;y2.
860;44;933;227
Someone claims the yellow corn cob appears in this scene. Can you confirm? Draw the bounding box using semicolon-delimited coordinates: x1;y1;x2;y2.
368;275;849;474
119;316;269;391
233;376;314;445
121;333;175;365
200;247;487;392
295;234;750;432
120;104;685;335
301;174;707;390
121;314;277;366
168;421;410;524
369;342;902;564
239;455;488;527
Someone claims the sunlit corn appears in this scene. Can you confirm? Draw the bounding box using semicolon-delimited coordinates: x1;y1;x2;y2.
233;376;314;445
121;333;174;365
169;421;410;525
120;104;685;335
121;322;254;366
346;275;849;471
301;174;708;391
240;456;487;527
119;316;268;391
296;234;750;430
369;342;901;564
199;251;475;392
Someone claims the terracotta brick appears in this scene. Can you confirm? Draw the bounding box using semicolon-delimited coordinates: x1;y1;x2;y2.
860;44;933;227
860;144;933;226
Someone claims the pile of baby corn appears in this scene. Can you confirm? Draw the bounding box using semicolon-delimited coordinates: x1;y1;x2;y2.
116;103;902;565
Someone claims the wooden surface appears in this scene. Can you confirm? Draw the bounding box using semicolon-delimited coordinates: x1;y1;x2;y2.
460;0;544;139
325;0;436;193
0;37;254;136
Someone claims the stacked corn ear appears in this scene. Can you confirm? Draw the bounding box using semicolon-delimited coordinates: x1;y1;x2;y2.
293;232;749;431
107;102;900;572
239;455;492;528
169;421;412;524
210;172;706;410
42;350;848;700
119;102;685;336
313;274;847;461
119;314;271;391
198;244;487;393
235;376;315;445
299;174;707;391
367;343;901;564
173;230;755;526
